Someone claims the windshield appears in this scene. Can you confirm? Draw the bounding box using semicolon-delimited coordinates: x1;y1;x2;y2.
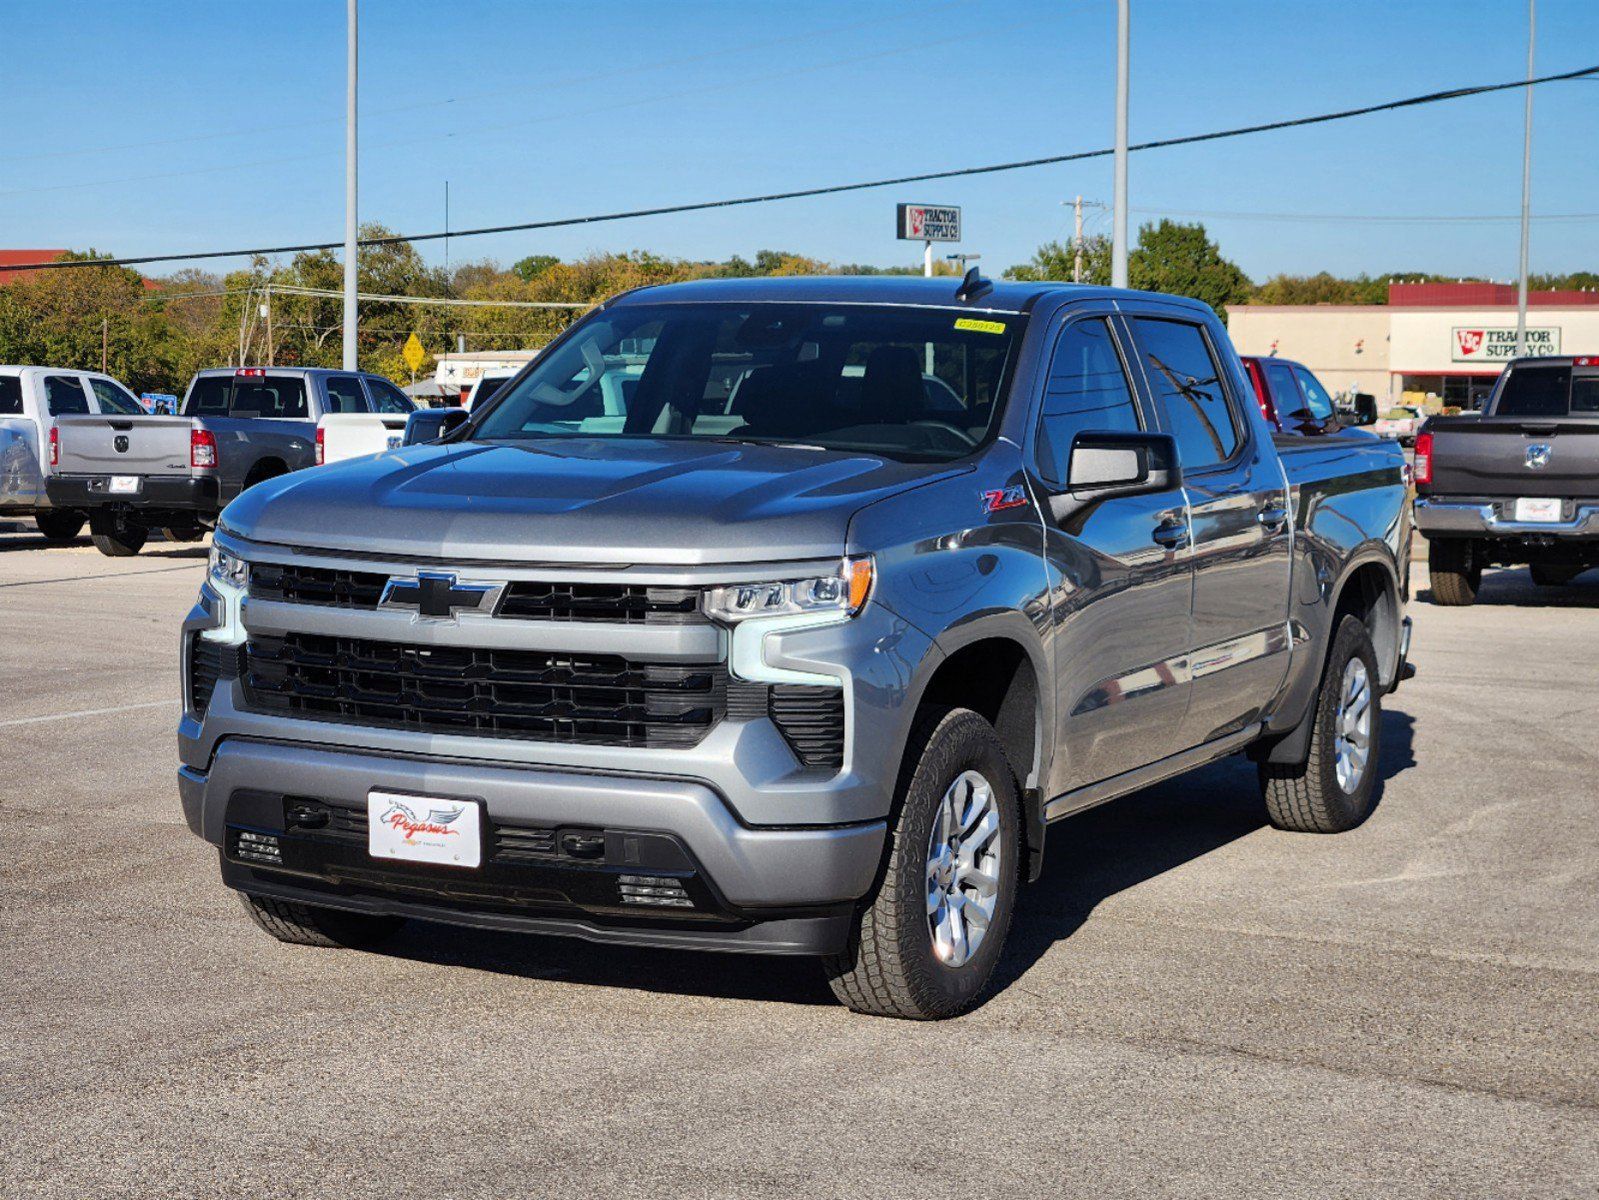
471;302;1023;461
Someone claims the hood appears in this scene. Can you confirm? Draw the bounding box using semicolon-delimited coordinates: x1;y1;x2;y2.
221;437;964;565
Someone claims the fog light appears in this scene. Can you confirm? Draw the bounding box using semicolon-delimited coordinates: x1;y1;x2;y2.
231;828;283;866
618;874;693;908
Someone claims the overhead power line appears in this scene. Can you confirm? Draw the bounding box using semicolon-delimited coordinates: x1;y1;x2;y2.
14;62;1598;275
265;284;589;309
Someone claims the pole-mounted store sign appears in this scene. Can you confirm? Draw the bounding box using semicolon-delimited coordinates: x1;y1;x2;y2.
896;204;962;243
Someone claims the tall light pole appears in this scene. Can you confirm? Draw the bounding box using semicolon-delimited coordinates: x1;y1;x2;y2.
1516;0;1535;354
342;0;359;371
1111;0;1130;289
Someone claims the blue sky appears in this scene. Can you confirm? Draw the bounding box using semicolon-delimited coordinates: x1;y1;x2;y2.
6;0;1599;281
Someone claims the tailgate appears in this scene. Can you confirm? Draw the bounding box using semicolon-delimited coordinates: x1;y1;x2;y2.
318;412;407;463
52;414;194;478
1428;418;1599;499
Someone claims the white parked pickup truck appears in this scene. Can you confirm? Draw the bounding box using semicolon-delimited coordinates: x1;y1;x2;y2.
0;365;150;542
316;410;413;466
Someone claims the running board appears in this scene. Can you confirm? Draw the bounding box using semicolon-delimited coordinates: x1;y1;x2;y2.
1042;724;1263;823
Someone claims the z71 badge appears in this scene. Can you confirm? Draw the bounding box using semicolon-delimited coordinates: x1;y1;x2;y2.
980;485;1029;513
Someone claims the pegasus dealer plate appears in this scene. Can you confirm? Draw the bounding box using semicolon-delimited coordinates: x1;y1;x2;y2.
368;790;482;869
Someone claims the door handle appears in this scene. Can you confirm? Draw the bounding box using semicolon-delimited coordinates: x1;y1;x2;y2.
1257;505;1289;530
1152;519;1190;548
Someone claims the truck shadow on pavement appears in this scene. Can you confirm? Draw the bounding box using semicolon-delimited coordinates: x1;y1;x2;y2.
1422;567;1599;608
988;707;1417;1002
382;710;1417;1013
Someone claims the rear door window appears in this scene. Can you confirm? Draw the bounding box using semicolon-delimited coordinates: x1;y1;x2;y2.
1129;318;1239;469
1495;366;1569;416
0;376;21;416
324;376;368;413
1035;317;1142;485
44;376;90;415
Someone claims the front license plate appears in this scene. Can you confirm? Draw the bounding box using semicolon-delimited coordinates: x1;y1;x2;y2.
368;790;482;868
108;475;140;494
1514;497;1562;523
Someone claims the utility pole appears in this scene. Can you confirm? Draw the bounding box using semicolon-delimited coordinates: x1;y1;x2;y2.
1516;0;1535;355
1074;195;1085;282
444;180;450;277
923;240;934;278
263;286;274;367
101;316;108;372
1111;0;1130;289
342;0;359;371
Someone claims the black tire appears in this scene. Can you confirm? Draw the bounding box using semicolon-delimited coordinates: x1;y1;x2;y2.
1530;564;1581;587
825;708;1022;1019
1428;539;1479;606
160;525;206;543
237;892;404;949
1259;615;1383;834
34;510;85;543
89;524;147;557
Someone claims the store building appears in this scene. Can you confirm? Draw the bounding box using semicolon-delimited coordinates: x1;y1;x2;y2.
1227;283;1599;410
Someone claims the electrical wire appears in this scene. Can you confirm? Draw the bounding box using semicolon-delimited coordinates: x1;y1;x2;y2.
14;62;1597;274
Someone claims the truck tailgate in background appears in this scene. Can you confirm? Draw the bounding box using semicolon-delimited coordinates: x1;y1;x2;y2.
51;414;194;478
1426;418;1599;499
318;412;408;464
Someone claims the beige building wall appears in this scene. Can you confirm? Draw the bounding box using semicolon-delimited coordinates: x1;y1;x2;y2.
1225;306;1392;399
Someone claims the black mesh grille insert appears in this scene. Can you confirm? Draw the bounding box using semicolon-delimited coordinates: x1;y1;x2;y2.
250;563;387;608
497;582;703;624
242;633;723;748
188;635;241;717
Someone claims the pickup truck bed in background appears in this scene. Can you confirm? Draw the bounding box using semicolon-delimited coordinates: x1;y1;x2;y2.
1416;355;1599;604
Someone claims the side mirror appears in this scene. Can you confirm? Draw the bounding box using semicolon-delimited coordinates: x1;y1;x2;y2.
1050;431;1181;522
402;407;468;446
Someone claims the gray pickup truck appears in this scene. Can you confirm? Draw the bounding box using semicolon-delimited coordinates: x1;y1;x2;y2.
1416;355;1599;603
179;276;1412;1018
47;366;414;556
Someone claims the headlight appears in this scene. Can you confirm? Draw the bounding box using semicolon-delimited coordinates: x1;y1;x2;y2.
208;544;248;592
704;558;873;623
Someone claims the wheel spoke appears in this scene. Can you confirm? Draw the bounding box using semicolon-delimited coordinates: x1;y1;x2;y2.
964;808;1000;853
957;865;999;896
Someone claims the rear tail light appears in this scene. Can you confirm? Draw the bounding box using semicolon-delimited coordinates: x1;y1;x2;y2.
315;425;325;466
48;425;59;467
1414;432;1432;486
191;427;218;468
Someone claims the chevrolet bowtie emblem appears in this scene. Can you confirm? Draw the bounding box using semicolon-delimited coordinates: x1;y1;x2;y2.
378;572;503;621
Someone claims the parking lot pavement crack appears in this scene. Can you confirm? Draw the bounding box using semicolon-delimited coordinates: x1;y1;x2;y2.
0;562;204;589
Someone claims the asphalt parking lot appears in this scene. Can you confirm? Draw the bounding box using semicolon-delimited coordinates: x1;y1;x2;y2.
2;523;1595;1199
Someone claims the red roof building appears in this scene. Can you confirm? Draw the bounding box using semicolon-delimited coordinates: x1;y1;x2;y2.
0;250;68;284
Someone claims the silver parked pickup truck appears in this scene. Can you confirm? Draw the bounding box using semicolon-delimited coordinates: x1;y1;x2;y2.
180;276;1413;1018
0;365;150;542
47;366;414;556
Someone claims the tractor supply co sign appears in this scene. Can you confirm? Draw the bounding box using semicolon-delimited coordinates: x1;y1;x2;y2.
897;204;961;242
1452;326;1561;362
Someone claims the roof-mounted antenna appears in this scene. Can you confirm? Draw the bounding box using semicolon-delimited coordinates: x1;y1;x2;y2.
955;265;993;303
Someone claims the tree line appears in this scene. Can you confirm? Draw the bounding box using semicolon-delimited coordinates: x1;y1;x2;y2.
2;220;1592;395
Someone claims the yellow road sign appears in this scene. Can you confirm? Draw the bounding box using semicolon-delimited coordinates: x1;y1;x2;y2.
402;332;426;372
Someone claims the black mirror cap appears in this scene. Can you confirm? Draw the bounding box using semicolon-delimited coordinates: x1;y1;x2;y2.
402;408;469;446
1067;430;1182;494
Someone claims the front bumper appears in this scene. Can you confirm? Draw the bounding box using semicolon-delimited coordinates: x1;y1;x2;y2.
47;474;219;520
182;739;885;955
1414;496;1599;539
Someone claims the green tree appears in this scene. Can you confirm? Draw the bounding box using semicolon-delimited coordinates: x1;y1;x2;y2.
1127;220;1251;318
1004;235;1112;284
512;254;560;282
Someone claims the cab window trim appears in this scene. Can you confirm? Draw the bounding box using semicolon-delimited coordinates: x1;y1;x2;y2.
1118;308;1252;477
1027;309;1150;489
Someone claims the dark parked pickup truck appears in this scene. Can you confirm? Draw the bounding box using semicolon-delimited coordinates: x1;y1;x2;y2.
1415;355;1599;604
181;276;1412;1018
